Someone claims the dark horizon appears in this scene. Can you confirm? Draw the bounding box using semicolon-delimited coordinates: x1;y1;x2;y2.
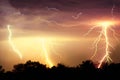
0;60;120;80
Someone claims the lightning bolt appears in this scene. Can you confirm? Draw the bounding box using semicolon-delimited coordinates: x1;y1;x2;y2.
84;2;119;68
84;21;118;68
98;3;118;68
97;24;113;68
7;25;22;59
90;30;103;59
41;39;53;67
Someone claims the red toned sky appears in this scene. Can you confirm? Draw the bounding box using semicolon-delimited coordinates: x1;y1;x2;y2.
0;0;120;70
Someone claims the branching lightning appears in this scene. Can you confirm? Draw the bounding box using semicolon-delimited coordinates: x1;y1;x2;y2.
85;21;118;68
7;25;22;59
97;23;113;68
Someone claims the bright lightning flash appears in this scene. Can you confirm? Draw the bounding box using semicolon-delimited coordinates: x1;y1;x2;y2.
41;39;54;67
85;20;117;68
7;25;53;67
7;24;81;67
97;21;115;28
97;21;114;68
7;25;22;59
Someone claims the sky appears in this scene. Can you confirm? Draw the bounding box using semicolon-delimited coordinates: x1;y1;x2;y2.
0;0;120;70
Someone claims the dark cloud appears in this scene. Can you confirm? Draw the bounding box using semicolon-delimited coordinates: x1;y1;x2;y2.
8;0;120;21
9;0;117;11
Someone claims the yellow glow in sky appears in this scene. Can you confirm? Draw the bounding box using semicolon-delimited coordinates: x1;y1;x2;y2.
41;38;54;67
96;21;115;27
